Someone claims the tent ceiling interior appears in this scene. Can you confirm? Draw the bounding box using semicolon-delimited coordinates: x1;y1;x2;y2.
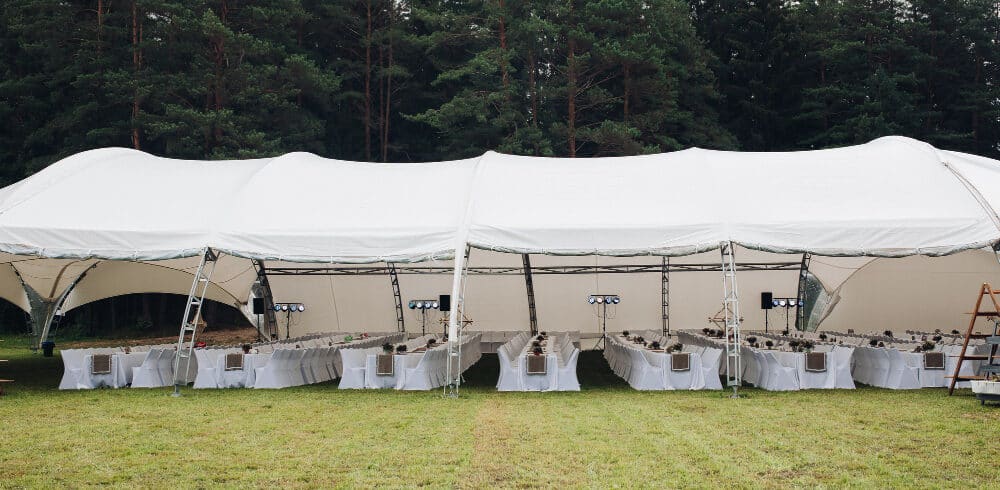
0;136;998;340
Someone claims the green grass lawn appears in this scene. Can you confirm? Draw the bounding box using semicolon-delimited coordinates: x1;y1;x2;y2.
1;336;998;488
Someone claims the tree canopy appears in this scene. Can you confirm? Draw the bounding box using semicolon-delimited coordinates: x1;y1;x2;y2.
1;0;997;184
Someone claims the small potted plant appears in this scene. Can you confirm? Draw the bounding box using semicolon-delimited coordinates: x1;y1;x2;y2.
921;341;935;351
382;342;393;353
650;341;661;350
540;331;547;336
764;340;774;349
746;336;757;344
883;330;893;338
782;329;790;336
532;346;543;355
671;343;684;352
702;327;710;335
818;333;827;341
537;335;545;341
396;344;407;353
622;330;631;338
877;341;885;347
788;340;800;350
869;339;879;347
951;329;960;335
532;340;541;348
802;340;814;352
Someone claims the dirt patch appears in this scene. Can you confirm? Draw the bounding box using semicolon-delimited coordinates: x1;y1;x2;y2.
62;325;261;348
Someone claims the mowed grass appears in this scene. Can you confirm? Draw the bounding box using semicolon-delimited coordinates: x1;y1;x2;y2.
1;336;999;488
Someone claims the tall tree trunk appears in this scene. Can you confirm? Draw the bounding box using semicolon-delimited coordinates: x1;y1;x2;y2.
378;42;385;161
210;1;228;149
498;0;510;99
566;0;577;157
131;0;143;150
382;6;393;162
157;294;168;328
973;53;982;151
623;63;630;124
567;38;577;158
528;50;538;129
141;294;151;325
297;20;304;107
97;0;105;54
364;0;373;161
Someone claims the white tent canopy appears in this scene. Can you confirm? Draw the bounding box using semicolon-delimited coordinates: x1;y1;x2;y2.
0;136;998;347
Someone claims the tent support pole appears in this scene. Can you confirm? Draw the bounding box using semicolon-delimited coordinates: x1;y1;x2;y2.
795;253;811;331
721;242;742;398
662;257;670;337
445;245;470;398
523;254;538;335
21;262;99;349
251;260;278;340
388;262;405;332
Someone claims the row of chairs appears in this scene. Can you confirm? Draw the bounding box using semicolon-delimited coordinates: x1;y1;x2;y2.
605;335;722;390
341;333;482;390
496;332;580;391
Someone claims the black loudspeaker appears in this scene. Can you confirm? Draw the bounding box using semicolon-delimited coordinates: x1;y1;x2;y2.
439;294;451;312
761;292;773;310
252;298;266;315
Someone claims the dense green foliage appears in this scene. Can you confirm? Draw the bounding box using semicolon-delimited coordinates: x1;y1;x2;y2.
1;1;997;181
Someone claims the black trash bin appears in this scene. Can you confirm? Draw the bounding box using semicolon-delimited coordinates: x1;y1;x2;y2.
41;341;55;357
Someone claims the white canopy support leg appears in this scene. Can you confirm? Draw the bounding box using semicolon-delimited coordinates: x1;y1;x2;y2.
721;242;742;398
172;249;218;397
18;262;99;349
445;245;470;398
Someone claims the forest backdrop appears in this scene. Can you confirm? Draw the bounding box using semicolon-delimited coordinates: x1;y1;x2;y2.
2;0;999;185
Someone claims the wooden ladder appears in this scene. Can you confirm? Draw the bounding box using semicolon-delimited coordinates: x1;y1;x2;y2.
947;283;1000;395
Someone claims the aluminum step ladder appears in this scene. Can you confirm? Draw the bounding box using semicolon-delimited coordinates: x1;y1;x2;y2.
172;249;218;396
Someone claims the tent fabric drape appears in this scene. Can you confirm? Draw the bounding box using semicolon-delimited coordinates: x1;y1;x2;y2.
0;136;997;264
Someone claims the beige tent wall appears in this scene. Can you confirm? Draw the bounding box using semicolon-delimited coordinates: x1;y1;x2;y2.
0;264;30;312
820;250;1000;333
265;248;803;337
9;247;997;339
60;259;255;314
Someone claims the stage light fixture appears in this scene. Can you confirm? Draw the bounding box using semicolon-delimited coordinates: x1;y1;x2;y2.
281;304;289;311
297;304;305;312
431;301;439;309
772;299;780;307
586;293;621;350
273;304;282;312
416;301;424;309
797;299;804;307
408;301;416;309
778;299;786;307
